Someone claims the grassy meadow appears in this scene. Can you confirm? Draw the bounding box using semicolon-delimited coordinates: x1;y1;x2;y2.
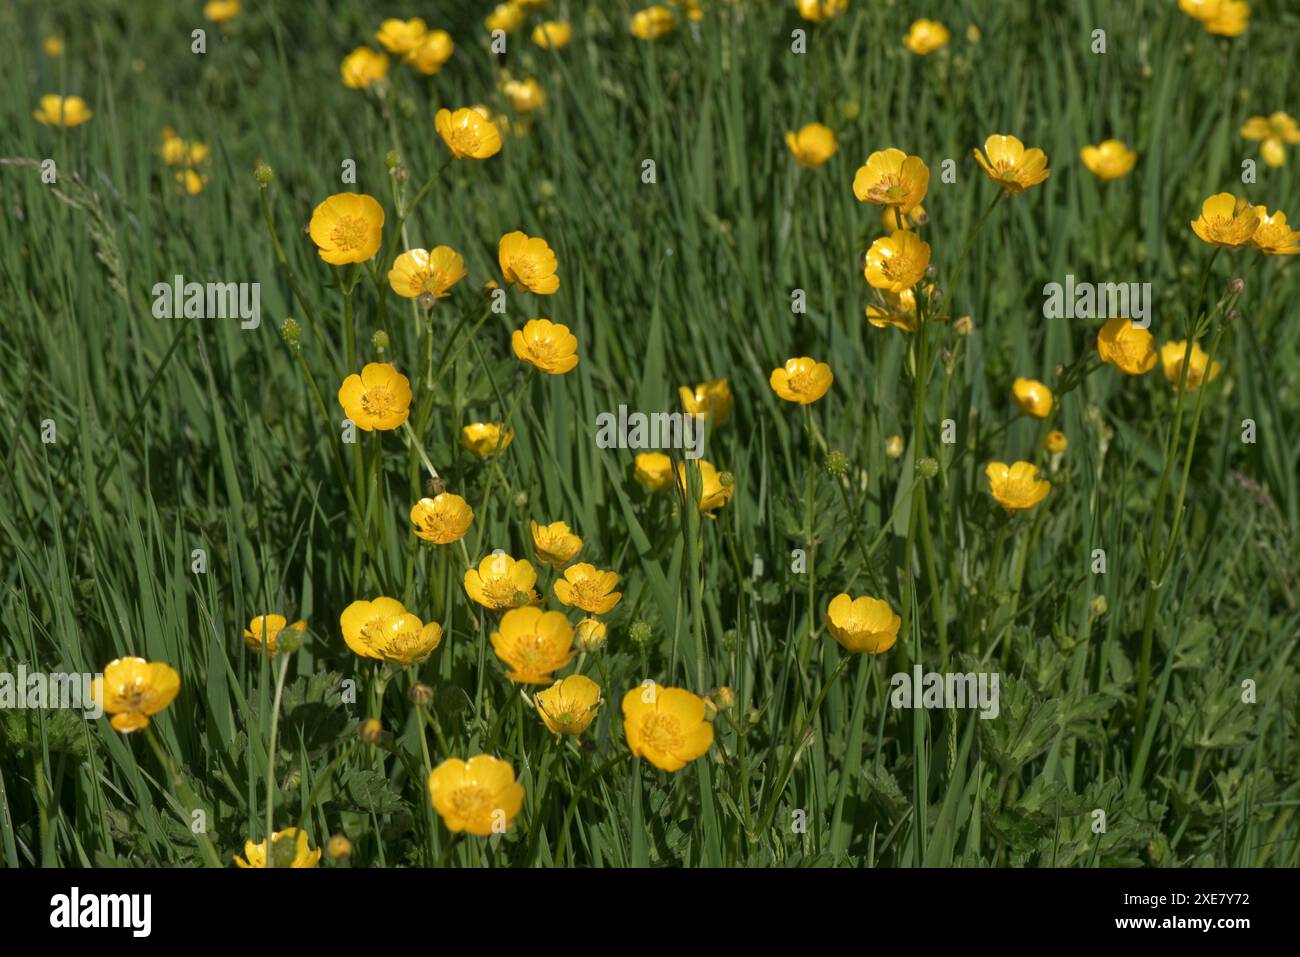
1;0;1298;869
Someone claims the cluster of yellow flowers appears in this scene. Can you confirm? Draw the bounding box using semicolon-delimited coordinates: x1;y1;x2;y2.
159;127;212;195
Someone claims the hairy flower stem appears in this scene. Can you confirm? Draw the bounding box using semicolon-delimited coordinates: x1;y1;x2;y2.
262;650;292;867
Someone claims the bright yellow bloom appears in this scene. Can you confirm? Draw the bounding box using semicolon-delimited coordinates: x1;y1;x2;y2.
635;452;674;492
513;318;579;374
486;2;527;33
630;5;677;40
866;287;919;332
679;378;733;425
499;231;560;294
490;606;574;682
388;247;466;299
410;493;474;544
308;192;384;265
32;94;92;127
176;169;206;196
554;563;622;615
1180;0;1249;36
531;520;583;568
882;204;927;231
535;675;602;736
825;593;900;654
1160;340;1221;391
985;461;1051;512
1190;193;1259;248
204;0;240;24
885;434;904;459
92;658;180;733
785;123;838;169
340;46;389;89
375;17;427;54
406;30;454;75
1097;318;1157;375
533;21;573;49
42;36;64;57
864;231;930;292
465;554;539;612
427;755;524;836
244;615;307;655
903;19;950;55
575;617;607;652
676;460;733;515
1080;140;1136;181
622;682;714;772
233;828;321;868
1249;208;1300;255
1240;112;1300;168
1045;430;1068;454
337;362;411;431
795;0;847;24
339;597;443;665
853;149;929;212
460;422;514;459
503;78;545;113
973;134;1050;193
769;357;833;404
1011;377;1053;418
435;107;503;160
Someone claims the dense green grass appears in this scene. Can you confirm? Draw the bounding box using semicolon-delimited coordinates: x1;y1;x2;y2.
1;0;1297;868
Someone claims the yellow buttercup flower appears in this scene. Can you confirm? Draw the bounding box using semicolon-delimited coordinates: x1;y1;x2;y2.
499;231;560;294
42;36;64;57
634;452;674;492
1080;140;1136;181
554;563;622;615
825;594;900;654
973;134;1050;193
1011;377;1053;418
176;170;206;196
1180;0;1249;36
866;287;919;332
340;46;389;89
244;615;307;655
339;597;442;665
513;318;580;374
435;107;503;160
1241;112;1300;168
337;362;411;431
622;682;714;772
885;434;904;459
853;149;929;212
1249;208;1300;255
490;606;575;682
33;94;92;127
903;19;950;55
1045;430;1068;454
985;461;1051;512
864;231;930;292
882;204;927;231
535;675;602;736
676;460;733;515
486;2;527;33
785;123;839;169
204;0;240;24
92;658;180;733
427;755;524;836
503;78;545;114
308;192;384;265
575;617;607;652
679;378;733;425
375;17;427;54
1160;340;1221;391
410;493;474;544
630;5;677;40
406;30;454;76
531;520;583;568
795;0;847;24
233;828;321;868
388;247;466;299
1097;318;1157;375
769;357;833;404
465;554;539;611
533;21;572;49
1190;193;1259;248
461;422;514;459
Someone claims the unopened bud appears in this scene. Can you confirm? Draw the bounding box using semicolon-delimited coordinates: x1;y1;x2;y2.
372;329;390;352
327;835;352;861
917;457;939;480
575;618;607;652
885;435;904;459
385;150;400;170
825;449;848;477
360;718;383;744
408;682;434;706
628;620;654;646
253;161;273;186
1228;276;1245;295
954;315;974;336
279;317;301;349
1089;595;1108;618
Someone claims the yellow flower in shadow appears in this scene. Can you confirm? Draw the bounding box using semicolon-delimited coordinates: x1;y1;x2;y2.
461;422;514;459
243;615;307;655
234;828;321;868
531;520;583;568
1160;340;1221;391
535;675;602;736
